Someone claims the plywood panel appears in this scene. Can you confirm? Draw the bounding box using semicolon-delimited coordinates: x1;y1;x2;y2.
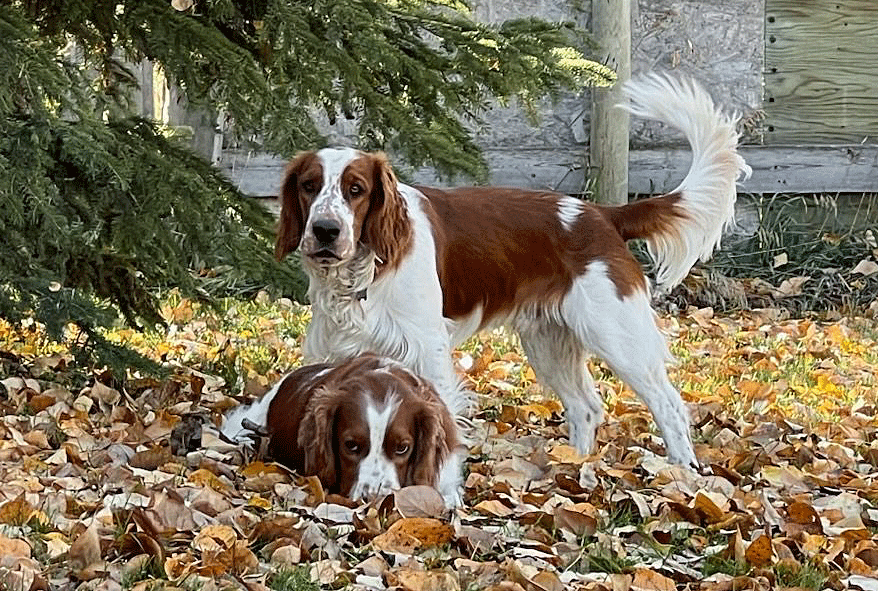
765;0;878;144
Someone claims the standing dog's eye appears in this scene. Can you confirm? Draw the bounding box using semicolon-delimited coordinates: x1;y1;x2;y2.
302;180;316;193
395;442;410;456
344;440;361;454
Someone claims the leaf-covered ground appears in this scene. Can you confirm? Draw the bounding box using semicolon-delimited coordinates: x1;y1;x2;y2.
1;293;877;591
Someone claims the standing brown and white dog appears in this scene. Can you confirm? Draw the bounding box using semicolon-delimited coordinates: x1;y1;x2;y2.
222;355;463;505
274;73;751;468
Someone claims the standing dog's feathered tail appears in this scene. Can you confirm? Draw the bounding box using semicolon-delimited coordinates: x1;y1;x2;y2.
607;72;751;290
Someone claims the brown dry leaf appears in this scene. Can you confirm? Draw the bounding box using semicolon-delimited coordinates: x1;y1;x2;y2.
554;504;597;537
787;500;821;527
530;570;564;591
473;499;514;518
164;552;197;581
852;259;878;276
776;275;810;297
507;560;564;591
744;534;774;567
144;491;198;533
392;485;448;518
68;522;104;579
547;444;589;465
0;494;36;526
630;567;676;591
372;518;454;554
270;544;302;565
129;446;173;470
516;401;562;423
249;516;300;545
299;475;326;505
394;568;460;591
0;534;31;558
694;491;727;524
0;556;44;591
89;381;121;406
29;393;58;413
736;379;773;401
469;344;494;376
193;524;238;552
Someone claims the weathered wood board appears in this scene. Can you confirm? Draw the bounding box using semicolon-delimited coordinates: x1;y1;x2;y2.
218;144;878;197
765;0;878;144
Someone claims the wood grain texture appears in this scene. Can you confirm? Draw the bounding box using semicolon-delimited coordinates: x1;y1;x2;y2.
218;145;878;197
632;0;764;145
765;0;878;144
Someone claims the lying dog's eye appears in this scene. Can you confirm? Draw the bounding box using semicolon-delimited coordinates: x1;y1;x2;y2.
344;440;361;454
349;183;363;196
395;442;410;456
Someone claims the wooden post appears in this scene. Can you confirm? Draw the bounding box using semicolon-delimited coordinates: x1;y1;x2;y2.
167;83;220;162
590;0;631;205
140;60;154;119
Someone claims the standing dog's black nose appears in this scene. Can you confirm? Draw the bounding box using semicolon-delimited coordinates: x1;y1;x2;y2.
312;219;341;244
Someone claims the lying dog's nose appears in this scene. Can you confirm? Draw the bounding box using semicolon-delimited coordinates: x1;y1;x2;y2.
312;219;341;244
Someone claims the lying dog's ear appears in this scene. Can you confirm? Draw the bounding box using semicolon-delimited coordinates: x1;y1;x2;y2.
275;152;315;261
297;386;339;489
362;152;413;269
407;396;453;487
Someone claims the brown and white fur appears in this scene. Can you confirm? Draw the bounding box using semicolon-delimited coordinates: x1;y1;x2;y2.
222;355;463;505
274;73;751;468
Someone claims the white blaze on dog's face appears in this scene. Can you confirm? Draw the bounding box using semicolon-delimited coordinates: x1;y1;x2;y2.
345;393;404;501
326;371;447;502
297;148;374;266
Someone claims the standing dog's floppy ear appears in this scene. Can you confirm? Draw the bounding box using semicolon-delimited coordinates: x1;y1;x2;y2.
297;387;339;490
362;152;413;269
275;152;314;261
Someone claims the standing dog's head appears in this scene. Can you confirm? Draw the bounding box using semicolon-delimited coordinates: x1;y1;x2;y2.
274;148;412;272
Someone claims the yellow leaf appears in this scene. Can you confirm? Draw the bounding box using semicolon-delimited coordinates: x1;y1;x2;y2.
241;461;288;478
246;496;272;510
188;468;229;492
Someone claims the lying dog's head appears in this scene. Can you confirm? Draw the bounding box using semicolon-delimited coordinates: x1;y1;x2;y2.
274;148;412;273
263;355;458;501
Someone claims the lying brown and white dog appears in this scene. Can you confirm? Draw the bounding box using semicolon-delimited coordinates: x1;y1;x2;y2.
221;355;463;506
273;73;751;469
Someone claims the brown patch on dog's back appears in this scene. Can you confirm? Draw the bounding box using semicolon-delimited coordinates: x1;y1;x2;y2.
418;186;650;322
